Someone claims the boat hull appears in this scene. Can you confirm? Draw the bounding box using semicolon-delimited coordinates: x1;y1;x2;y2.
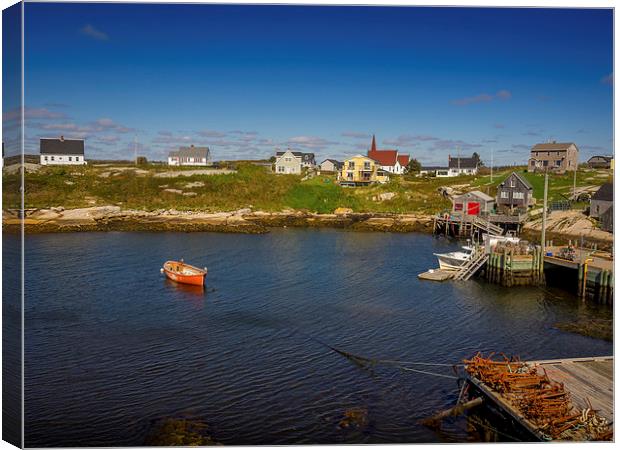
162;261;207;286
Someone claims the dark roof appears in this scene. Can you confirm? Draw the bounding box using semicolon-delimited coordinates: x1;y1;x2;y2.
276;151;315;162
499;171;533;190
531;142;576;151
40;138;84;155
448;154;480;169
592;183;613;202
421;166;448;170
587;155;613;162
320;158;342;165
169;146;210;158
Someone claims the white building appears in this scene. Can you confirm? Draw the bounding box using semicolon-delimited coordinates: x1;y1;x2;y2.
40;136;87;165
168;145;210;166
447;153;481;176
274;149;303;174
318;159;342;173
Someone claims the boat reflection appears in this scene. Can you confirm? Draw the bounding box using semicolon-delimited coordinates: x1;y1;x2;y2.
164;278;207;308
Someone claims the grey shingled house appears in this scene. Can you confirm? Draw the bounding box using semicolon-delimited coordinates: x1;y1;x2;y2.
40;136;86;165
496;172;534;211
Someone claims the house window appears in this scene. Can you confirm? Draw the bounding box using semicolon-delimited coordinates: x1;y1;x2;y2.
44;156;48;161
51;156;55;161
514;192;524;199
363;161;371;170
509;179;515;188
348;161;355;169
500;191;509;199
277;166;285;173
347;172;354;180
285;157;292;162
69;157;72;161
543;160;548;167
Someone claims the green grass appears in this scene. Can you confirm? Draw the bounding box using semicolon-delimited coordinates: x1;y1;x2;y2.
3;163;611;215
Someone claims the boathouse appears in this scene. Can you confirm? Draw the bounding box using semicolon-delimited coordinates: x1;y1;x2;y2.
452;191;495;216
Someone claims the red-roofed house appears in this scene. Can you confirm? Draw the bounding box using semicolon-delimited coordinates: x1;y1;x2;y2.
366;135;410;175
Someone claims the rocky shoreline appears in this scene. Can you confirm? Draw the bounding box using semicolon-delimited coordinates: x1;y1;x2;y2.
2;206;435;234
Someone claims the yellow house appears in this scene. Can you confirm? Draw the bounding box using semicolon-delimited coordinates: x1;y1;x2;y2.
339;155;389;185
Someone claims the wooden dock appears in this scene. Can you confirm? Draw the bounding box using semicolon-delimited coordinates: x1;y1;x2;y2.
417;268;454;281
466;356;613;441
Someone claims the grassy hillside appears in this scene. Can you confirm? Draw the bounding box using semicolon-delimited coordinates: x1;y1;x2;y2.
2;163;611;214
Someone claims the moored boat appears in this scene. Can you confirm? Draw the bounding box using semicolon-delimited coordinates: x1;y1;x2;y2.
433;246;474;271
161;260;207;286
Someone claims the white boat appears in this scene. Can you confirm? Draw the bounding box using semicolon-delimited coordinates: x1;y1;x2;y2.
433;246;474;271
483;233;520;247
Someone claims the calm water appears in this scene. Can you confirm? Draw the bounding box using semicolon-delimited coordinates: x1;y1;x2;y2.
22;229;612;446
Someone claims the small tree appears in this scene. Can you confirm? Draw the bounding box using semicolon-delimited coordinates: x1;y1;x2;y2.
407;158;422;173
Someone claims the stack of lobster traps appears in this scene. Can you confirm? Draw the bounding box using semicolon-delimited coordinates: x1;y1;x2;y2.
464;353;612;441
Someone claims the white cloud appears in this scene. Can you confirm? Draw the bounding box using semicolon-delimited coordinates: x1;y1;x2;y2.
80;24;109;41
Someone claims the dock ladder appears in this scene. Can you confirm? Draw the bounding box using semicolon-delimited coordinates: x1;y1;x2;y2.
454;248;489;281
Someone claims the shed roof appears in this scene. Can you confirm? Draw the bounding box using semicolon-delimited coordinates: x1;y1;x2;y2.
40;137;85;155
592;183;613;202
454;190;494;202
397;154;410;166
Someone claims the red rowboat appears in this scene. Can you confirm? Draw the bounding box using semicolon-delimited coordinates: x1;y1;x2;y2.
161;260;207;286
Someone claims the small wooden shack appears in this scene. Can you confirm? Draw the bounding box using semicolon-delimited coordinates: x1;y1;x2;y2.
452;190;495;216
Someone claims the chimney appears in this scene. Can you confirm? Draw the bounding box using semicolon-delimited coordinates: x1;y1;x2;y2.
60;135;64;142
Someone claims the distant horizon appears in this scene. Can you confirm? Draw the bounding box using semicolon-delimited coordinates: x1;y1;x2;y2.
3;3;613;165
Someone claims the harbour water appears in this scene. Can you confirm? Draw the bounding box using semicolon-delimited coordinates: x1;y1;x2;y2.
20;229;612;446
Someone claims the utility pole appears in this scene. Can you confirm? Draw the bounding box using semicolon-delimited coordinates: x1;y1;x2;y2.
541;172;549;255
572;165;577;201
490;148;494;184
133;135;138;164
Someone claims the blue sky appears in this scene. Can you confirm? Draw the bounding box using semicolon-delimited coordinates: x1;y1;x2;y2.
10;3;614;164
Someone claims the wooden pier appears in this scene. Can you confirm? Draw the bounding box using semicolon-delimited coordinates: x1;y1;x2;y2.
544;246;614;304
465;356;613;441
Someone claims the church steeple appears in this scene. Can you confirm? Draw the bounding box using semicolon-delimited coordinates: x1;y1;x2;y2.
370;134;377;152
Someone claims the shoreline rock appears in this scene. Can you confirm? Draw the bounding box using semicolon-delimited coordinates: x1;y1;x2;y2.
2;206;435;235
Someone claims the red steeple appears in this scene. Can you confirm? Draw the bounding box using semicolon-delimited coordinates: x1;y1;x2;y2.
370;134;377;152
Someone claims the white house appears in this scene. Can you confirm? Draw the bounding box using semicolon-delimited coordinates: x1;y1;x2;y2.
40;136;87;165
275;150;316;169
319;159;343;173
446;153;481;177
168;145;210;166
274;149;303;174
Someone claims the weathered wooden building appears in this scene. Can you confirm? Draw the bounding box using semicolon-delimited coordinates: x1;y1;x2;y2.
496;172;534;211
590;183;613;228
452;190;495;216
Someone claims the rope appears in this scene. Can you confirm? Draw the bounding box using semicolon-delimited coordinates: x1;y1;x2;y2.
291;329;461;380
398;366;459;380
